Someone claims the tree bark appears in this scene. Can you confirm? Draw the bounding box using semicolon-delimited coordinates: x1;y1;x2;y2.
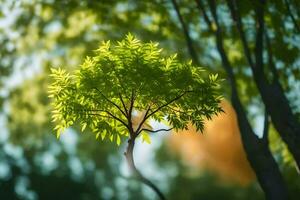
232;92;289;200
194;1;289;199
227;0;300;170
257;80;300;170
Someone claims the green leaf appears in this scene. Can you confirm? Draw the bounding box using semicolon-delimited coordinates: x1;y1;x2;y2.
49;34;222;146
116;135;121;146
109;134;114;142
81;123;87;132
141;132;151;144
101;130;107;140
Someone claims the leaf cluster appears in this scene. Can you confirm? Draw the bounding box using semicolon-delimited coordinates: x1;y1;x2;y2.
48;34;222;145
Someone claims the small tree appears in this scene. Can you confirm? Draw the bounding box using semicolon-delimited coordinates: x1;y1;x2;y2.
48;34;222;200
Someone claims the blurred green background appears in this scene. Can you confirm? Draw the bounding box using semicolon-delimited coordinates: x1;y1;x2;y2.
0;0;299;199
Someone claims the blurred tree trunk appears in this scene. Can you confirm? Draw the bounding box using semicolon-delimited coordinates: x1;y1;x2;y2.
172;0;289;198
226;0;300;170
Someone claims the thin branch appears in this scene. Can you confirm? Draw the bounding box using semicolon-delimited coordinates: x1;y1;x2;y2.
166;105;186;114
226;0;255;68
81;95;129;129
135;105;152;135
262;109;269;144
128;90;135;136
284;0;300;33
129;90;135;118
265;30;279;82
195;0;213;27
139;128;173;134
119;93;129;117
72;108;108;113
171;0;199;64
140;91;191;128
105;110;129;129
254;0;266;78
83;113;114;119
135;91;192;135
205;0;237;86
93;87;127;118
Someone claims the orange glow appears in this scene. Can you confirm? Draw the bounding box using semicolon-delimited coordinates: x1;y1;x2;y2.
168;100;256;186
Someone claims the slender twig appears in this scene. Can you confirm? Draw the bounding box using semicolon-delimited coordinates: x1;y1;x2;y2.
93;87;127;118
85;113;115;119
81;94;129;129
146;91;191;120
105;110;129;129
119;93;129;117
135;105;152;134
166;105;191;114
139;128;173;134
135;90;190;134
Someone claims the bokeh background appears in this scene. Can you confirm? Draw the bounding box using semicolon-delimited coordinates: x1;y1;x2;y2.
0;0;299;199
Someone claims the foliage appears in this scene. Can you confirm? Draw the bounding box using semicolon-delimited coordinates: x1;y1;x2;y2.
48;34;222;145
2;0;300;199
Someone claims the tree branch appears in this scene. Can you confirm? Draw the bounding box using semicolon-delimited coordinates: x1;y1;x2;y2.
139;128;173;135
254;0;266;78
82;94;129;129
93;87;127;118
73;109;115;119
119;93;129;117
135;91;192;135
171;0;199;64
127;90;135;136
195;0;213;27
135;105;152;135
264;30;279;82
262;109;269;144
105;110;129;129
284;0;300;33
143;90;191;124
226;0;255;68
166;105;187;114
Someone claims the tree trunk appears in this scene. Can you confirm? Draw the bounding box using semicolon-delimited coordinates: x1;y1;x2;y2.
254;74;300;170
193;1;289;198
124;137;166;200
232;93;289;200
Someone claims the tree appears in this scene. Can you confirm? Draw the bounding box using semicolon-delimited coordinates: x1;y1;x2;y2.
2;0;300;199
48;34;222;200
169;0;300;199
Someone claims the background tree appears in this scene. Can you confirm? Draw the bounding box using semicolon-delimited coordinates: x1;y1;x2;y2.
169;0;300;199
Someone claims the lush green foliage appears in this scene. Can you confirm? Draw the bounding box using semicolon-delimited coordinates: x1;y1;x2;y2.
49;34;222;144
2;0;300;199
